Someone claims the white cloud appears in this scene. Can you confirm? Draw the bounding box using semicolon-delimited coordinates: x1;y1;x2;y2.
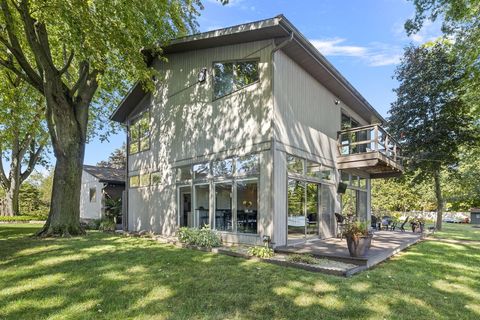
392;19;443;44
206;0;245;6
310;38;402;67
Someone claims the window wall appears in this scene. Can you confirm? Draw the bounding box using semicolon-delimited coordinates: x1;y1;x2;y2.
176;153;260;234
213;60;259;99
340;171;369;221
128;110;150;154
286;154;336;241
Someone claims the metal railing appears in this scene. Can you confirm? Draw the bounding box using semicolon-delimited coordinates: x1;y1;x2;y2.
338;124;402;165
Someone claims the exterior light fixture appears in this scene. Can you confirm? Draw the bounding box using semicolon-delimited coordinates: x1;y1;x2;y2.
334;99;341;105
198;67;207;83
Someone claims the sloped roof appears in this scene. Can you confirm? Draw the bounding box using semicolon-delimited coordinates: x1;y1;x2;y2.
83;165;125;184
111;14;385;125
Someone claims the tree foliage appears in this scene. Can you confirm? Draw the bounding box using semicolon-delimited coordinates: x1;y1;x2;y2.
388;43;477;229
406;0;480;115
97;145;126;170
0;0;219;236
0;69;48;216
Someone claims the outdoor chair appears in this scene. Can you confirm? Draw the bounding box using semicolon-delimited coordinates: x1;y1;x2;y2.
399;216;409;232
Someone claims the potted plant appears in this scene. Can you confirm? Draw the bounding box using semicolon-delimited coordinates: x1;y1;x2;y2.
342;220;373;257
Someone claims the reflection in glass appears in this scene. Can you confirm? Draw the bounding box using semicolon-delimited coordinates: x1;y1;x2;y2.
320;185;335;238
342;189;357;217
306;161;321;179
237;181;258;233
213;62;234;99
288;179;305;239
236;154;259;175
321;167;333;181
306;183;318;237
215;183;233;231
179;186;192;227
287;155;303;174
235;61;259;88
212;159;233;176
194;184;210;228
193;163;210;180
176;165;192;181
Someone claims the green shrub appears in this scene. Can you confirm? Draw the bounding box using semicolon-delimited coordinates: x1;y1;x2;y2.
247;245;274;258
98;219;116;232
178;226;222;248
286;254;320;265
0;215;44;222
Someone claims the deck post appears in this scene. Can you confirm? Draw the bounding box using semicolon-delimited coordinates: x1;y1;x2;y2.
374;125;379;152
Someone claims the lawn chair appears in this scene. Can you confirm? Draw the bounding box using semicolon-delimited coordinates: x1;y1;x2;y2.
399;217;409;232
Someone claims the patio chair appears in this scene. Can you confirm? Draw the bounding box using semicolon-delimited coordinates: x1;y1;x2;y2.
399;216;409;232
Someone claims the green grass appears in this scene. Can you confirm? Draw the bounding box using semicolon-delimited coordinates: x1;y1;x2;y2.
1;224;480;319
434;223;480;241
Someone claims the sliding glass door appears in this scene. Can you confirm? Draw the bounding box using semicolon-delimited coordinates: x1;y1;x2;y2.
287;179;319;242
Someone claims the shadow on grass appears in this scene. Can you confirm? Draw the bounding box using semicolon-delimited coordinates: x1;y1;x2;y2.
1;224;480;319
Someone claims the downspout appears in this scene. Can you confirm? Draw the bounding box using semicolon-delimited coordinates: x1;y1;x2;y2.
270;31;293;247
124;124;129;232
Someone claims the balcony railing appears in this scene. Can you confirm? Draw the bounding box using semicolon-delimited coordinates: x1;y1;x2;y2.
337;124;403;177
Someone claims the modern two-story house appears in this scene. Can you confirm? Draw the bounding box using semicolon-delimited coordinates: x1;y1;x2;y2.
111;15;403;247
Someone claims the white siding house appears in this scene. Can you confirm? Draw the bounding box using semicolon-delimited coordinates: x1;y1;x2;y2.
79;165;125;221
111;15;403;247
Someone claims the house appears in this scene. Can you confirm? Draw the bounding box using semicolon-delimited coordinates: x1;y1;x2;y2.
80;165;125;222
110;15;403;247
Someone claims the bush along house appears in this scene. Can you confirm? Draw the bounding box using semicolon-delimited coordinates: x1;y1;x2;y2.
110;15;403;247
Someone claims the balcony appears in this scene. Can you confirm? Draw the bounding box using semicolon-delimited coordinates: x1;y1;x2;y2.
337;124;404;178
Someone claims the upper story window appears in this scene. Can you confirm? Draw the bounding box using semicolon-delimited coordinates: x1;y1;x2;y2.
341;113;360;130
129;111;150;154
213;60;259;99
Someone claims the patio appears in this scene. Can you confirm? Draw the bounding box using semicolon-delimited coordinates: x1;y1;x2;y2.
275;231;423;269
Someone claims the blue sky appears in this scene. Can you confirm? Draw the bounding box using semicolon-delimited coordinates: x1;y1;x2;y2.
83;0;441;166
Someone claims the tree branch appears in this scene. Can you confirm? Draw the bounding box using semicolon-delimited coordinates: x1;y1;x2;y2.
0;0;43;90
58;49;74;75
20;141;43;183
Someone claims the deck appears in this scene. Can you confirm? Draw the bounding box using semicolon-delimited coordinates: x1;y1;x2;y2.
276;231;423;269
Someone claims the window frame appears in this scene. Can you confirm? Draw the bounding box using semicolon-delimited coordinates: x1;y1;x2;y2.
128;109;151;155
89;187;97;203
212;58;260;101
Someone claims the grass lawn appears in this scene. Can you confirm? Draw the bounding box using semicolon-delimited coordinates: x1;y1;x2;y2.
433;223;480;241
1;224;480;320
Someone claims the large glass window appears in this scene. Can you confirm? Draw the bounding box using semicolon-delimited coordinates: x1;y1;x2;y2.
212;159;233;177
215;183;233;231
213;60;259;99
179;186;192;227
237;180;258;234
236;154;259;175
287;180;305;239
177;165;192;181
193;163;210;180
306;161;322;179
194;184;210;228
129;175;139;188
176;153;260;234
306;183;318;237
287;155;303;174
129;111;150;154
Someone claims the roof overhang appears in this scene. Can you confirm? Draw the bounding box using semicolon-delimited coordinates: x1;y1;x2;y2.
110;15;385;124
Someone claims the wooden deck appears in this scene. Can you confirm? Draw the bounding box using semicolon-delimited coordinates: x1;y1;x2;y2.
276;231;423;269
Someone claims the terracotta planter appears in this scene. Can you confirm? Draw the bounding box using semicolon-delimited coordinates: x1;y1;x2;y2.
346;234;373;257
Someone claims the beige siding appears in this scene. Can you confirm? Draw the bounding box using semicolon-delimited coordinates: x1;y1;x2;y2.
80;172;104;220
126;40;274;238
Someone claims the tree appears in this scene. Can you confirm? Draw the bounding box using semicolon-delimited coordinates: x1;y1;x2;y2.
388;43;476;230
405;0;480;116
97;145;126;170
0;70;47;216
0;0;222;236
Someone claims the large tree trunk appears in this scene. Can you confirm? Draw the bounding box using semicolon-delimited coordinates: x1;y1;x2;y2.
434;170;444;231
4;185;20;216
37;82;90;237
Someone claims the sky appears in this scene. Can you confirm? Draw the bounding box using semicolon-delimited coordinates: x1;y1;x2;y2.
82;0;442;166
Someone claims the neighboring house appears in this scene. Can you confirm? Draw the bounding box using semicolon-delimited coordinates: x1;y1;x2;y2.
471;208;480;224
111;15;403;247
80;165;125;221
